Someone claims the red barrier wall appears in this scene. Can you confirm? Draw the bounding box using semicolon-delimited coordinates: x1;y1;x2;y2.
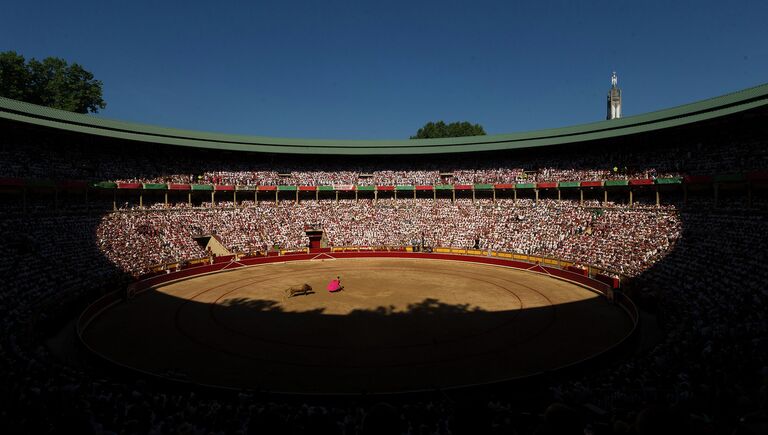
213;255;236;264
131;252;611;297
543;266;610;295
595;273;620;289
566;265;589;276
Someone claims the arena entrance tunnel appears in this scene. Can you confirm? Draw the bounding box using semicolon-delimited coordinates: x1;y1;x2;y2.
78;252;637;395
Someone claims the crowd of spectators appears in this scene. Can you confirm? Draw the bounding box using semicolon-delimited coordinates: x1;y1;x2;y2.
4;94;768;432
96;199;681;277
552;211;768;434
2;128;768;433
0;186;766;433
2;137;767;186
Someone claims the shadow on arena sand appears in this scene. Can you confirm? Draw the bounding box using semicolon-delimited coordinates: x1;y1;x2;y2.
82;285;633;394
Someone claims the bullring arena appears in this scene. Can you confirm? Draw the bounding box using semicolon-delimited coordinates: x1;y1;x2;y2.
81;255;633;394
2;82;768;433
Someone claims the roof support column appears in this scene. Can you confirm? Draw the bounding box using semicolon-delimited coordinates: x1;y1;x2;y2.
629;189;633;207
579;189;584;206
165;191;168;208
188;192;191;206
557;188;561;201
513;189;517;203
656;187;660;207
534;189;539;205
295;189;298;205
493;188;496;203
452;188;455;203
234;190;237;208
603;189;608;205
139;192;143;208
211;191;215;207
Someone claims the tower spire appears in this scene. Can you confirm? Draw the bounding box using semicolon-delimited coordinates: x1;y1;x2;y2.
607;71;622;119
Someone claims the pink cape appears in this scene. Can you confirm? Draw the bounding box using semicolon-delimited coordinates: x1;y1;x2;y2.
327;279;341;292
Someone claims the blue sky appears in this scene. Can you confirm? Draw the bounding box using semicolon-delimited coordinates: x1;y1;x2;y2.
3;0;767;139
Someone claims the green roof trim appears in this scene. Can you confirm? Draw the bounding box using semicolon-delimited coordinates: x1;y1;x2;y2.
93;181;117;189
605;180;630;187
191;184;213;191
515;183;536;189
655;177;682;185
558;181;581;188
473;183;493;190
714;174;746;183
396;185;414;191
317;185;334;191
356;185;375;191
434;184;453;190
2;82;767;156
143;183;166;190
277;185;297;191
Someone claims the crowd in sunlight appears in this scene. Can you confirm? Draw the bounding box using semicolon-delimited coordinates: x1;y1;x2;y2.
97;199;680;278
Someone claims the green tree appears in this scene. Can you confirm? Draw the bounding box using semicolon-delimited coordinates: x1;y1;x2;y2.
0;51;105;113
410;121;486;139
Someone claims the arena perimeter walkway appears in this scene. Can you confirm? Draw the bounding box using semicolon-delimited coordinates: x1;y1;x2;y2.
82;258;633;394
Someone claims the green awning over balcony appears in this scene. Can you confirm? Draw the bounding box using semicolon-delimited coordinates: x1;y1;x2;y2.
93;181;117;189
558;181;581;188
655;177;682;185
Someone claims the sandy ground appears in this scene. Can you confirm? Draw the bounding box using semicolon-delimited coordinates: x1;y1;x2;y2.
82;258;633;394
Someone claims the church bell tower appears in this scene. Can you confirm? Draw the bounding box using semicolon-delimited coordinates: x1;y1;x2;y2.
607;71;622;120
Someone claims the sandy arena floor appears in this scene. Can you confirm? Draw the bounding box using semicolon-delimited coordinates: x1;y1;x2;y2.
82;258;633;394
